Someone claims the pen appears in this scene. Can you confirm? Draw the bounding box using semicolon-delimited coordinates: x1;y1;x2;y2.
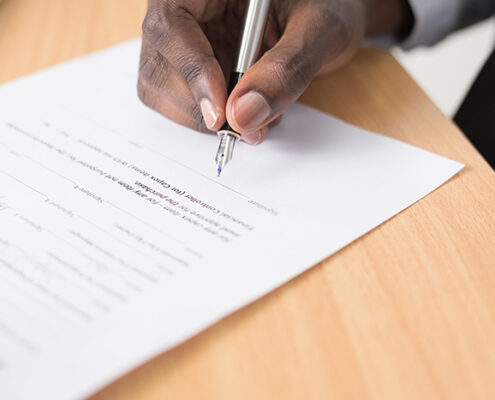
215;0;271;177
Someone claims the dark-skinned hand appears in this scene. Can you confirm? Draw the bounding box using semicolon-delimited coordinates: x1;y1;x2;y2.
138;0;412;145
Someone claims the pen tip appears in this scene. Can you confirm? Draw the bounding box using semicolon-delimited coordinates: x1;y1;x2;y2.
217;167;222;178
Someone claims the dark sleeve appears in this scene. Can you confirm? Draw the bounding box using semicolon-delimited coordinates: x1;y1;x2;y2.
400;0;495;49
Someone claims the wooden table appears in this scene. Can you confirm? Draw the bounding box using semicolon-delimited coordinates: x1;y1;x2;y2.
1;1;495;399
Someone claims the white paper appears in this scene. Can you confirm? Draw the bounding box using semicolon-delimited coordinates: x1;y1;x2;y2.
0;39;463;400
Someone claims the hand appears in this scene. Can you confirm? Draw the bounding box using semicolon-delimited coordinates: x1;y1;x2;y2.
138;0;412;145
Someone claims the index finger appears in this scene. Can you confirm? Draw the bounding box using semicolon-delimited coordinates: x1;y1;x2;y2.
142;0;228;130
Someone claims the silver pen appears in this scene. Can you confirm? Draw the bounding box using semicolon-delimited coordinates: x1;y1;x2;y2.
215;0;271;177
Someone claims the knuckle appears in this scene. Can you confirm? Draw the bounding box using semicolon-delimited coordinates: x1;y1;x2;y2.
142;8;173;49
178;55;205;86
315;4;353;51
142;9;162;40
139;51;169;89
268;51;313;94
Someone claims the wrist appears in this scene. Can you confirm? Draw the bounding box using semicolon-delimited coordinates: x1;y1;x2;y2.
361;0;414;38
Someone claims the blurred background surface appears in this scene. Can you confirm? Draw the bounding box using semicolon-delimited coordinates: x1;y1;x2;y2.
394;20;495;118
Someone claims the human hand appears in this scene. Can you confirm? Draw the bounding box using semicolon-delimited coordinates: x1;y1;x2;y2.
138;0;411;145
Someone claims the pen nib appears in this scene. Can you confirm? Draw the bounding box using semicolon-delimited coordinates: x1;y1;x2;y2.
215;131;239;178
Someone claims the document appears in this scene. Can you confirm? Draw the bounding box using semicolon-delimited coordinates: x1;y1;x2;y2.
0;39;463;400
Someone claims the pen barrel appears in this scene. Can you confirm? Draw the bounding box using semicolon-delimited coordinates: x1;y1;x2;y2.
220;0;271;133
219;72;245;133
227;72;244;94
216;0;271;171
235;0;271;73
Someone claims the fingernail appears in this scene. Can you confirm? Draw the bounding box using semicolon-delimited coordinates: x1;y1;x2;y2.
200;98;219;130
232;91;271;131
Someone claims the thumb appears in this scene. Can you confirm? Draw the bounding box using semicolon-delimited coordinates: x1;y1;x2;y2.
226;2;364;142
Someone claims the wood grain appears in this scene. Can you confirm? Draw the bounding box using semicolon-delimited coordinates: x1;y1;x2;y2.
1;1;495;399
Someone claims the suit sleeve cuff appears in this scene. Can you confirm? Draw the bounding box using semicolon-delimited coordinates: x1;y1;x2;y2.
364;0;464;49
401;0;463;49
